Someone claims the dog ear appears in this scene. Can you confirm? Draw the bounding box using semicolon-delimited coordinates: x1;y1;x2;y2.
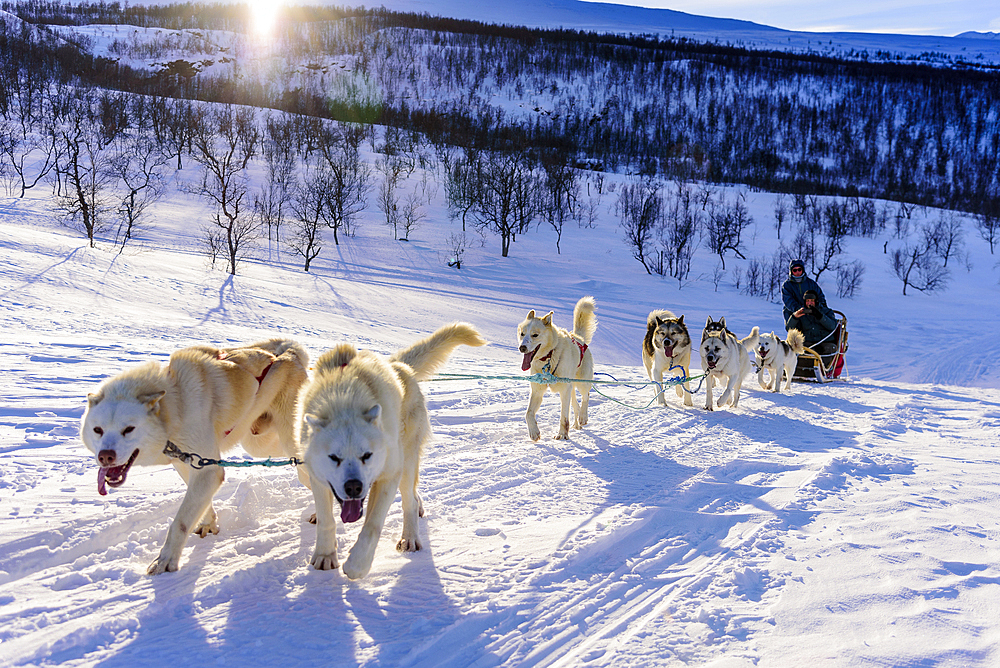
719;317;727;328
541;311;553;326
677;315;684;325
363;404;381;423
705;316;712;327
138;390;166;411
87;392;103;407
304;413;328;429
526;309;535;320
653;315;662;327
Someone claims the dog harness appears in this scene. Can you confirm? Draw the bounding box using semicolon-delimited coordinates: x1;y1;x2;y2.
538;338;588;369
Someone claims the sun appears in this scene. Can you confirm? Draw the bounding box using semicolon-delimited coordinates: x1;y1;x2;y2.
247;0;281;39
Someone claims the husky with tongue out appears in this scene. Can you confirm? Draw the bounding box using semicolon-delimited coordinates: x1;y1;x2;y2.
80;338;310;575
517;296;597;441
298;322;486;580
641;309;693;407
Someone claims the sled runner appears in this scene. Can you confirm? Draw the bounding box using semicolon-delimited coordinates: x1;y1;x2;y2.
793;310;848;382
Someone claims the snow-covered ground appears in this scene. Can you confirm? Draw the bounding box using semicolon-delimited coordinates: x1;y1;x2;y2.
2;139;1000;667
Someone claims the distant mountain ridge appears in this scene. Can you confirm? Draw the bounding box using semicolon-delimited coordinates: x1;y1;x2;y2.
340;0;1000;67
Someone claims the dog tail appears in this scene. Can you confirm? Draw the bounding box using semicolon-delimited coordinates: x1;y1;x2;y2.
574;296;598;345
740;326;760;351
391;322;488;381
245;337;310;370
787;328;806;354
314;344;358;375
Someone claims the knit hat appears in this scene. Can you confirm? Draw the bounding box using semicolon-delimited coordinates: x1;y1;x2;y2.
789;259;805;282
803;290;819;303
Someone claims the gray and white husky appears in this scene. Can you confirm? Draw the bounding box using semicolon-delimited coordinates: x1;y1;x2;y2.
700;317;759;411
641;309;693;407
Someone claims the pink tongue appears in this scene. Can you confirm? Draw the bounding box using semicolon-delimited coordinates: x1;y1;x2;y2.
664;345;674;357
521;350;535;371
341;499;364;523
97;468;109;496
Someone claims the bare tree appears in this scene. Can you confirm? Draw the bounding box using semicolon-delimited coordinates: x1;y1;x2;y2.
836;260;865;299
317;127;371;244
473;151;528;257
376;155;405;240
187;106;259;275
616;179;662;274
659;181;701;282
921;214;965;267
889;243;949;295
446;231;469;268
1;75;57;197
541;158;578;254
975;203;1000;255
444;148;481;232
398;189;426;241
254;114;298;255
773;194;788;239
704;191;752;270
108;131;168;253
288;164;327;272
57;110;115;247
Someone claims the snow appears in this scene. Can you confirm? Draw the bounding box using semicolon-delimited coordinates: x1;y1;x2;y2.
3;143;1000;666
3;3;1000;665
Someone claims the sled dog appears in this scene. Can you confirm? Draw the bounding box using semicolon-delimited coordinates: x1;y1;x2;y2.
299;323;486;580
700;317;759;411
80;338;310;574
517;296;597;440
641;309;693;407
756;329;806;393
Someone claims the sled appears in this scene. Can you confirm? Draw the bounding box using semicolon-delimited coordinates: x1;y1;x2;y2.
792;310;848;382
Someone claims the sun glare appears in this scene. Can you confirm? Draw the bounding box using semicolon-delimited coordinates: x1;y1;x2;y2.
248;0;280;40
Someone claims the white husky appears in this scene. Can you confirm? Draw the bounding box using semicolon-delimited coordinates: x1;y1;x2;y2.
756;329;806;393
298;323;486;580
699;317;759;411
517;296;597;440
80;339;309;574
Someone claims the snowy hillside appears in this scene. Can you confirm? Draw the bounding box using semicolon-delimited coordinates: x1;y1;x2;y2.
3;128;1000;666
335;0;1000;67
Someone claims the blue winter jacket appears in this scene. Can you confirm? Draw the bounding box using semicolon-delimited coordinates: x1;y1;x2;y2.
781;275;833;323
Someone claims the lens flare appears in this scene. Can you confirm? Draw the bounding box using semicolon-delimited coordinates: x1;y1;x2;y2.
248;0;280;39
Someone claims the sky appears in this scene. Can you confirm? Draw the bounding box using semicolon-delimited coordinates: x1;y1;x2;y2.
4;15;1000;667
583;0;1000;36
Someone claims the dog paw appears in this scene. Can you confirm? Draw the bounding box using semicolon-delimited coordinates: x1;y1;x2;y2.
555;431;570;440
528;427;541;441
342;553;372;580
146;555;179;575
308;512;317;524
705;404;714;411
396;536;422;552
310;552;339;571
193;520;219;538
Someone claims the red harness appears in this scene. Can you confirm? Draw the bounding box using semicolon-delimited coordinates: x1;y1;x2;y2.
538;338;589;369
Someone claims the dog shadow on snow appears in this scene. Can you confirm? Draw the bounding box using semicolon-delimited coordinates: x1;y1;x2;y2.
93;504;479;667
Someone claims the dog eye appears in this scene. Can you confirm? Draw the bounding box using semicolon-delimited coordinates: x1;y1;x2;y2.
361;452;372;464
531;333;538;338
329;455;342;466
122;426;134;436
93;426;104;436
